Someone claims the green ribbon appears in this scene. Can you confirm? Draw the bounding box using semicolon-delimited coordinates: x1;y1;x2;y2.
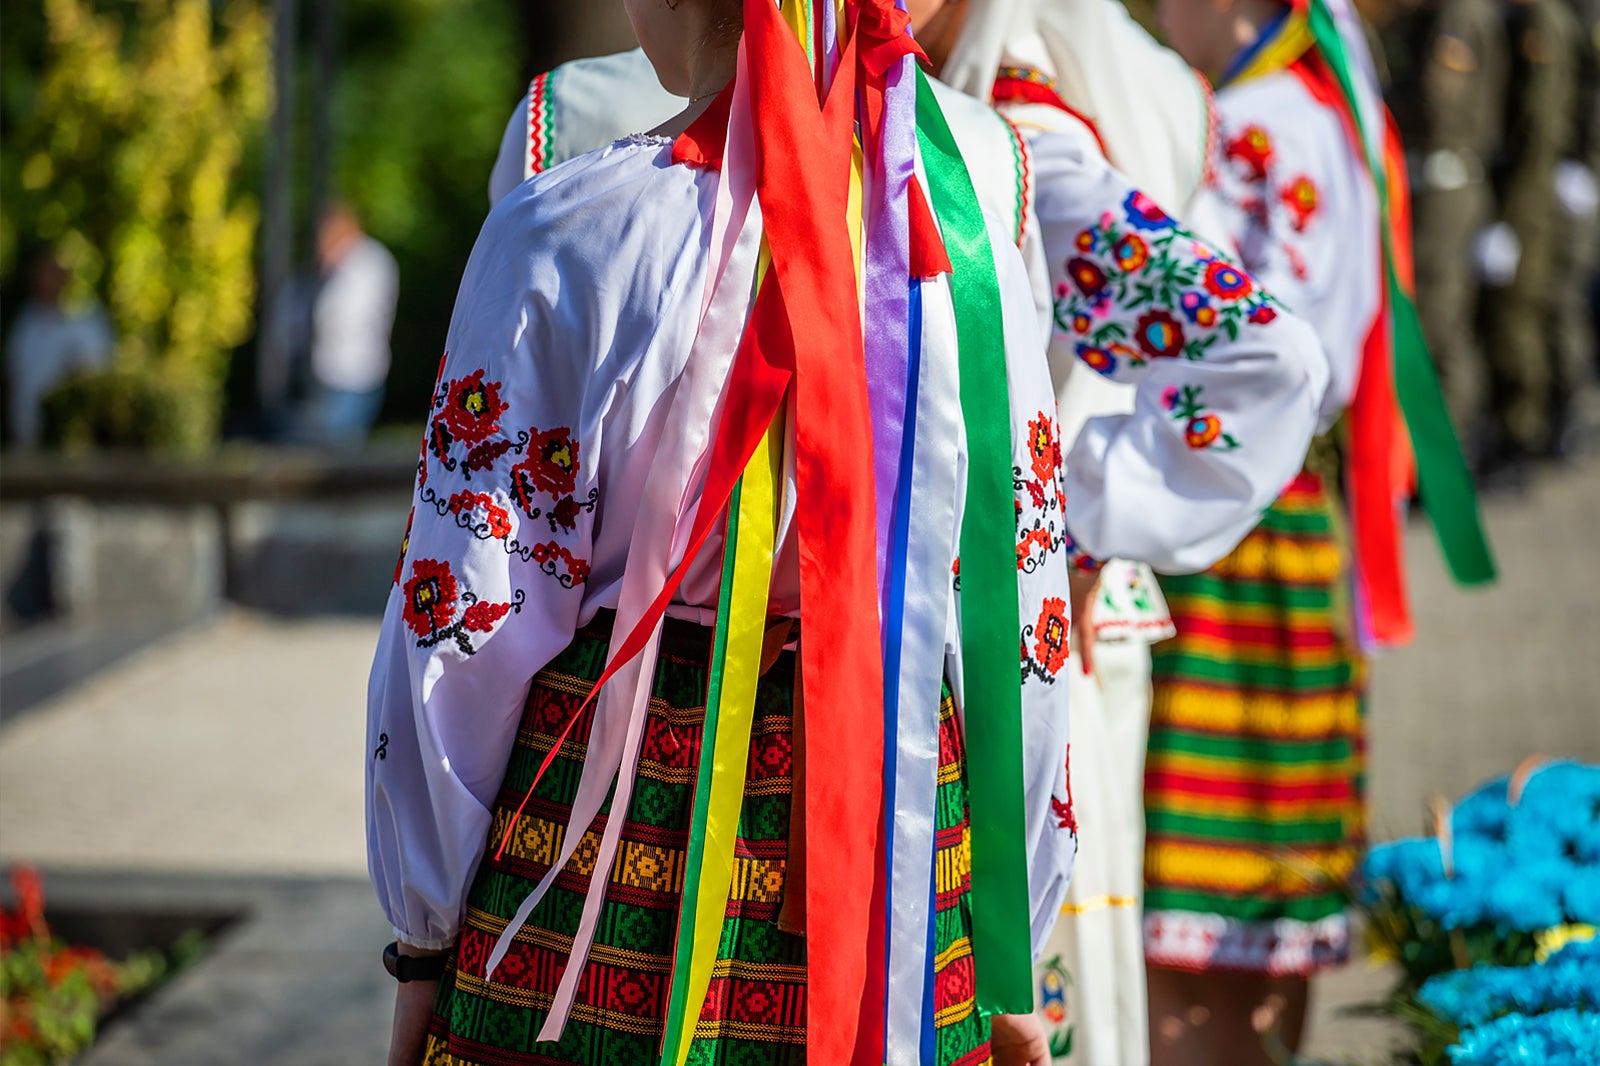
1307;0;1496;586
914;67;1033;1015
658;477;742;1065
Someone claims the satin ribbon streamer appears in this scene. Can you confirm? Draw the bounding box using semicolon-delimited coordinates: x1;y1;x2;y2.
915;66;1033;1015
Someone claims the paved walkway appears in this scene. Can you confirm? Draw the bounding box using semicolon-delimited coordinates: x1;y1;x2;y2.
2;458;1597;1064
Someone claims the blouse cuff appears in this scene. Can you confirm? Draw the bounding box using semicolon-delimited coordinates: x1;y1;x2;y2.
393;928;458;953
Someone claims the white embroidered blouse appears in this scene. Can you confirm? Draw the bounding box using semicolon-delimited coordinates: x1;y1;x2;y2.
1206;70;1381;428
370;135;1078;952
490;51;1330;588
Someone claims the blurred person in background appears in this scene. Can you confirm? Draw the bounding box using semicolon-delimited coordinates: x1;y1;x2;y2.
1148;0;1491;1060
1379;0;1508;460
1549;0;1599;458
4;249;114;448
1478;0;1581;485
283;201;398;448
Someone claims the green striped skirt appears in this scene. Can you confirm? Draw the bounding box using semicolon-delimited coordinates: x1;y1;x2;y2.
1143;472;1364;977
421;612;991;1065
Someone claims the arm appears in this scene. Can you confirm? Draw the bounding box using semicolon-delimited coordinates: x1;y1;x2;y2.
1031;128;1329;574
366;214;596;954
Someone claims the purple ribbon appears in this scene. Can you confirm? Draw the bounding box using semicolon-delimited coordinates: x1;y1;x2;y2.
861;49;917;600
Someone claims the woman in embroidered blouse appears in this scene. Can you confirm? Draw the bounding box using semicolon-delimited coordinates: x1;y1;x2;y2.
488;9;1331;1066
1142;0;1443;1062
372;1;1081;1064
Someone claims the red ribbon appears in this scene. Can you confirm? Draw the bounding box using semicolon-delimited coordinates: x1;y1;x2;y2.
1292;54;1415;644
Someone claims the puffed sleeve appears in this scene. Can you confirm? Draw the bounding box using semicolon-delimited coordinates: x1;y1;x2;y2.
1031;129;1330;574
1205;95;1379;426
366;206;597;949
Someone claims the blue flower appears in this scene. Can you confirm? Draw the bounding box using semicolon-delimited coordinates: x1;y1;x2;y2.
1563;875;1600;925
1419;949;1600;1027
1448;1008;1600;1065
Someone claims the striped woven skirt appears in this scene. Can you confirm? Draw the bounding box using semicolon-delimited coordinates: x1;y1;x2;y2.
1142;472;1364;978
422;613;991;1066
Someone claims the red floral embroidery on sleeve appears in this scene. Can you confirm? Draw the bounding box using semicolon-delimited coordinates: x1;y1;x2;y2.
417;361;594;587
1051;745;1078;834
400;558;524;655
1225;125;1274;180
1280;175;1320;232
1023;596;1072;683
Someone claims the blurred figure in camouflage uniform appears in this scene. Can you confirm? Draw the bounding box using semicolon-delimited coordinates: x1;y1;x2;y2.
1379;0;1508;462
1549;0;1599;458
1480;0;1581;484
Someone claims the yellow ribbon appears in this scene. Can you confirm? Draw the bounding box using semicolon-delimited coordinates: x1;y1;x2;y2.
671;410;782;1066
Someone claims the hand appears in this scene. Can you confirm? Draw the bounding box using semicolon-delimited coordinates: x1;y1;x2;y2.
1069;567;1100;679
990;1011;1052;1066
387;945;448;1066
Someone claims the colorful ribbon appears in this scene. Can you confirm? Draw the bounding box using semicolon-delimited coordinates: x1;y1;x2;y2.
659;413;782;1066
1226;1;1496;651
915;65;1034;1016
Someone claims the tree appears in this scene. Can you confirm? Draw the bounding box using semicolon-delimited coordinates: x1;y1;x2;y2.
2;0;270;451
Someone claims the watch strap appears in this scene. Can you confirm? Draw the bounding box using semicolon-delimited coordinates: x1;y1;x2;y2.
383;941;448;983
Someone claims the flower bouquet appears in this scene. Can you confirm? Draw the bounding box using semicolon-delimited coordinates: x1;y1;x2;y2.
1357;760;1600;1065
0;867;171;1065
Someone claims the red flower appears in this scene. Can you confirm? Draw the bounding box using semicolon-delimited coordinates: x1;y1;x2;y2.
530;542;590;585
1134;310;1186;359
1027;413;1059;485
1017;527;1055;569
1185;414;1223;449
516;427;581;499
1249;304;1278;325
1074;228;1096;252
1114;233;1149;273
1031;597;1071;676
1225;125;1274;180
402;559;458;636
1052;745;1078;833
1077;343;1117;376
1280;175;1319;231
12;866;44;926
439;370;509;445
1203;261;1254;301
551;495;581;532
449;492;512;539
461;600;512;633
1066;256;1108;297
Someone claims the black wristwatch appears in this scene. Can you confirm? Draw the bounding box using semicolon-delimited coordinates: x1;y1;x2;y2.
383;941;448;983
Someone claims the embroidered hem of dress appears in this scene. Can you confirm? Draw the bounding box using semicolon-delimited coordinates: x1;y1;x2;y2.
1143;909;1350;977
1092;615;1177;643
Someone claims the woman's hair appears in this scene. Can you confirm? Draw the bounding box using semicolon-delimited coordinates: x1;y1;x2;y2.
707;0;743;43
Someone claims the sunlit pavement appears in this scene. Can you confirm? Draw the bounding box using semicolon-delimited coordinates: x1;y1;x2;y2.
1;457;1596;1062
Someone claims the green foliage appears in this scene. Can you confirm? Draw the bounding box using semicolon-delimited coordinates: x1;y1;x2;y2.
0;868;170;1065
2;0;270;452
39;363;220;454
332;0;525;424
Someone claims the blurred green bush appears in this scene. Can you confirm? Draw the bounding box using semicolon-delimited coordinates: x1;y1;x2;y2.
3;0;270;453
